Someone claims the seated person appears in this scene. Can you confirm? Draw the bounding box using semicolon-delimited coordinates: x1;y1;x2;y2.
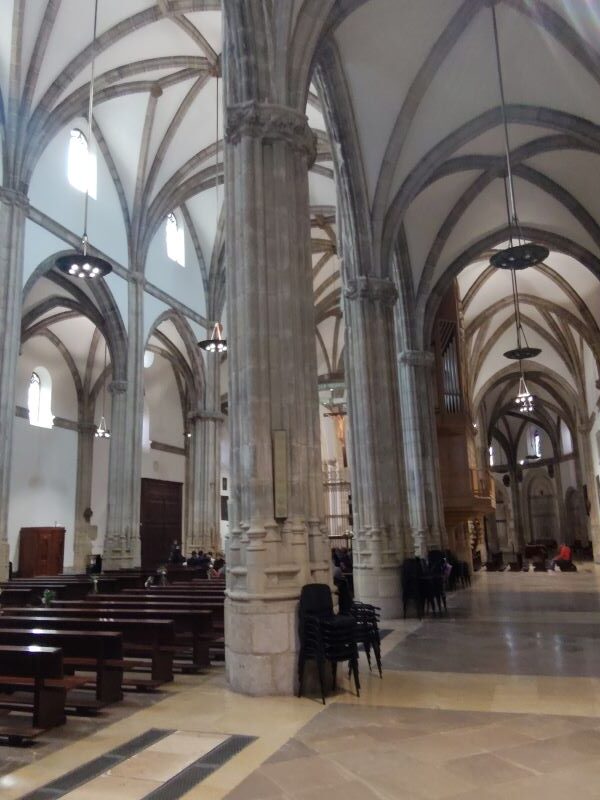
213;554;225;572
552;543;573;571
187;550;200;566
168;540;184;564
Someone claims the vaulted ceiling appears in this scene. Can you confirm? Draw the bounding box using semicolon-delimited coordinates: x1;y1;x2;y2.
3;0;600;437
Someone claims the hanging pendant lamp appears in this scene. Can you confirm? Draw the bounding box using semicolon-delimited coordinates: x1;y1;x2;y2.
55;0;111;280
95;340;111;439
489;5;549;271
199;322;227;353
515;368;534;414
198;71;227;354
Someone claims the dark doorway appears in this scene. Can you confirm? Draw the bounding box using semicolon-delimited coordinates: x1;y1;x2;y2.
140;478;183;570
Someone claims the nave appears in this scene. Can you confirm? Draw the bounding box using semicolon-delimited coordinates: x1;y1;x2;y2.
4;571;600;800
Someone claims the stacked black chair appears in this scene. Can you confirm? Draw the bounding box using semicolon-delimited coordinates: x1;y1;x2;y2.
426;551;448;616
402;557;426;618
297;583;360;704
335;578;383;678
351;601;382;677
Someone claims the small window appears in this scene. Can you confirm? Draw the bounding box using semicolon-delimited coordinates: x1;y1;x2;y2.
488;445;494;467
166;212;185;266
68;128;97;198
534;430;542;459
28;369;54;428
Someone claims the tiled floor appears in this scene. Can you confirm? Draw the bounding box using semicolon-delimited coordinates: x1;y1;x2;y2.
3;569;600;799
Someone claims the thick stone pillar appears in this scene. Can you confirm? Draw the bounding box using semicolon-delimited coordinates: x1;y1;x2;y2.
397;350;445;556
73;418;98;572
577;422;600;561
104;281;143;568
0;190;27;579
185;408;223;554
344;277;405;617
223;94;328;693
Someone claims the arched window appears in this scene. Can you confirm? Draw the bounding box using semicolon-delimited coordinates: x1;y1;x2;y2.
68;128;97;198
534;430;542;459
166;212;185;266
28;368;54;428
488;445;494;467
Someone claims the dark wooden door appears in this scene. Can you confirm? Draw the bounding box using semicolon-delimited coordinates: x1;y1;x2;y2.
18;527;65;577
140;479;183;570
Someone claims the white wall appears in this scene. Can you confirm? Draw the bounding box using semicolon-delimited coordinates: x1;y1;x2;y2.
8;418;77;570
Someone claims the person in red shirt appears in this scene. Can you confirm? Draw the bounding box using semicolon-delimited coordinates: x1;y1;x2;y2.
552;543;572;570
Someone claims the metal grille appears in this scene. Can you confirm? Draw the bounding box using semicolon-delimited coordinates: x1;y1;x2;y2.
142;735;255;800
19;729;173;800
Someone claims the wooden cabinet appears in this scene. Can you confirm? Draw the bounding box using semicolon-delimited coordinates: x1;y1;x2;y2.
18;527;65;577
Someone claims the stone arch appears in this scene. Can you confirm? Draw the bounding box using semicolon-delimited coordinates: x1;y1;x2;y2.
383;105;600;274
22;251;127;382
422;226;600;351
525;471;560;544
144;308;206;414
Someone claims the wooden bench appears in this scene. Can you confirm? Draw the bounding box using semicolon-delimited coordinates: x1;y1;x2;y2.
1;614;175;685
47;602;216;667
0;587;36;606
70;596;224;628
0;645;87;739
0;628;123;703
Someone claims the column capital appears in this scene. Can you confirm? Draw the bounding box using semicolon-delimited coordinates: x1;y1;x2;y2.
109;380;128;395
188;410;226;423
344;276;398;306
398;349;435;368
225;101;316;164
0;187;29;211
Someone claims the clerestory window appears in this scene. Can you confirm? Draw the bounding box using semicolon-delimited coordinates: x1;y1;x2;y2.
166;212;185;266
68;128;97;198
28;368;54;429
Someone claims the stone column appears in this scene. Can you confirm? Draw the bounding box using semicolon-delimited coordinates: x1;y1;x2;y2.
577;421;600;560
223;102;328;694
0;190;28;579
104;278;143;569
185;408;224;555
73;417;98;572
343;277;405;617
396;350;445;556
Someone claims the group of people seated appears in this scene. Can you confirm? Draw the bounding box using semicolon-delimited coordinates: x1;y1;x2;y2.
167;541;226;576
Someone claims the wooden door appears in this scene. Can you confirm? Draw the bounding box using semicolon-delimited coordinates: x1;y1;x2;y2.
18;527;65;577
140;479;183;570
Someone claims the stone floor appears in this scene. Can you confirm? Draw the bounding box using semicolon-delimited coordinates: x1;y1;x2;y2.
3;569;600;799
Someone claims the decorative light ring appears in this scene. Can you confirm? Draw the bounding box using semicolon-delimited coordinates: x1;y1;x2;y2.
198;322;227;353
95;415;111;438
55;253;112;279
198;338;227;353
490;243;549;270
503;346;542;360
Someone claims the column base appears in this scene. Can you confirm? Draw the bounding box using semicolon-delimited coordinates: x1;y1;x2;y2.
0;539;10;581
102;547;140;571
73;524;97;573
354;565;402;619
225;596;298;695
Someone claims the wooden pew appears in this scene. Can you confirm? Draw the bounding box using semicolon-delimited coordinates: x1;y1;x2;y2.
0;645;85;738
1;614;175;685
46;602;215;667
0;629;123;703
0;586;36;606
70;595;224;622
